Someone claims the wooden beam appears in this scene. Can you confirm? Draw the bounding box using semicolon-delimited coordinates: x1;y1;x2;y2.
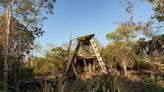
136;59;164;68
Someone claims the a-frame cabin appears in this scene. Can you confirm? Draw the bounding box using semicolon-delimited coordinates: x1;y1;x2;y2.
65;34;108;79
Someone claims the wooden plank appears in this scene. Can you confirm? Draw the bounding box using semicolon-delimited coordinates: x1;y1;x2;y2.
136;59;164;68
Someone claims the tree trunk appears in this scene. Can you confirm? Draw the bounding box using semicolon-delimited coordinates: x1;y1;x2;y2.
14;59;17;92
3;53;8;92
14;61;21;92
121;56;128;76
14;56;20;92
3;0;14;91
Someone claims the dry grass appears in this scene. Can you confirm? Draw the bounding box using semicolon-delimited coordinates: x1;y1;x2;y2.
55;71;164;92
18;70;164;92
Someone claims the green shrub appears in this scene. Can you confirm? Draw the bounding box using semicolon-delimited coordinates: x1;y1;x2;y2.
133;61;156;70
20;67;34;80
140;78;164;92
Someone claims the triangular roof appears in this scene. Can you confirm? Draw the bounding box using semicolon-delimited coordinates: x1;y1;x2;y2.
65;34;107;76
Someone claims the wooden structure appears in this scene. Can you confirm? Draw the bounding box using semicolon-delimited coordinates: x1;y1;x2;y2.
65;34;108;79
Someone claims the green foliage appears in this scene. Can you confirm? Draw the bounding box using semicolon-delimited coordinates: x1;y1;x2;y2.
104;2;143;70
106;23;142;42
143;0;163;37
147;0;164;22
135;38;147;55
30;47;66;75
140;78;164;92
46;47;66;72
133;61;156;70
0;0;56;91
20;67;34;80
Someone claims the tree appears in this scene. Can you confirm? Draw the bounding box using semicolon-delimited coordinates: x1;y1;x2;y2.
45;47;66;74
105;1;142;76
29;47;66;77
142;0;163;37
147;0;164;22
0;0;55;91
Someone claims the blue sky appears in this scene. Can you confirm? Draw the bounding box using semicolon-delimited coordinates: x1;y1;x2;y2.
38;0;153;47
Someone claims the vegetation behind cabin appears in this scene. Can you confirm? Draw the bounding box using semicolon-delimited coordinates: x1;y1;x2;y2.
0;0;163;92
